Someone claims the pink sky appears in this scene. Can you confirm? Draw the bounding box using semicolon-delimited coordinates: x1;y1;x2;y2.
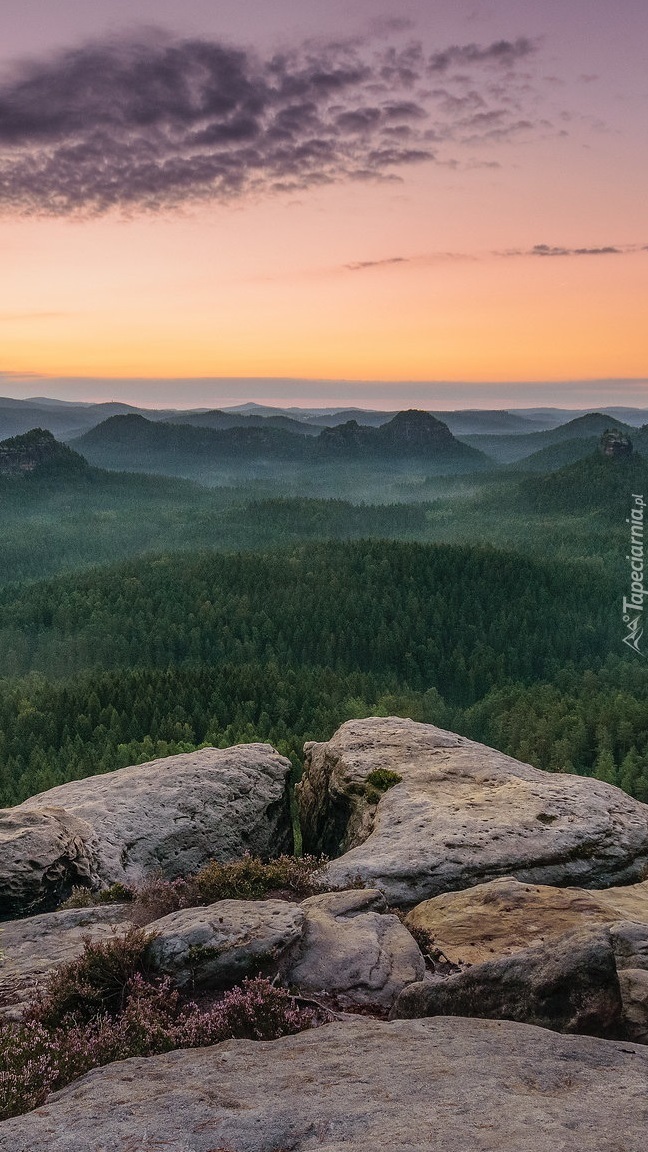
0;1;646;408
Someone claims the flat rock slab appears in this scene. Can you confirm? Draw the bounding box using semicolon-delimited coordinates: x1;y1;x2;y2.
0;905;132;1017
297;718;648;905
2;1017;648;1151
0;745;293;914
285;889;425;1008
146;899;305;987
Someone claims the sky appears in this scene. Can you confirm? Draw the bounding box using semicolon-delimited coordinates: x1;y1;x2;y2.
0;0;646;409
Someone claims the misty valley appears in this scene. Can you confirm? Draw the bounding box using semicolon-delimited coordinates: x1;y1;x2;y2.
0;399;646;815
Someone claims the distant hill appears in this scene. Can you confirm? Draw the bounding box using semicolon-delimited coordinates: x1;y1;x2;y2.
316;410;490;468
509;437;599;473
73;414;311;472
72;409;492;478
462;413;634;464
519;449;648;516
0;428;90;481
174;409;321;435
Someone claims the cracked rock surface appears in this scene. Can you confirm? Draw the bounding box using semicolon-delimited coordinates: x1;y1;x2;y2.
297;718;648;905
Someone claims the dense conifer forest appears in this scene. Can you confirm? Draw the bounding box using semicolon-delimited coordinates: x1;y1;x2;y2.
0;540;645;809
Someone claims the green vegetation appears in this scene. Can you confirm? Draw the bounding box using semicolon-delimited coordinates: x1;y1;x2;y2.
0;538;644;808
365;769;403;792
0;424;646;818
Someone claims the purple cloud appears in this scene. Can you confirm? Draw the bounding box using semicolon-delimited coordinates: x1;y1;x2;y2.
0;31;541;216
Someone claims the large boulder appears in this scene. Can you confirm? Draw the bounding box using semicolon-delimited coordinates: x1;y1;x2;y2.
3;1017;648;1150
297;718;648;905
0;905;132;1018
284;888;425;1009
146;899;305;988
0;745;293;915
405;876;644;966
0;809;99;918
146;889;424;1010
392;926;626;1038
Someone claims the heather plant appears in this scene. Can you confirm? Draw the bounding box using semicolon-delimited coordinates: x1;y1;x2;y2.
34;927;155;1027
194;853;327;903
129;853;328;925
0;973;321;1121
59;855;330;926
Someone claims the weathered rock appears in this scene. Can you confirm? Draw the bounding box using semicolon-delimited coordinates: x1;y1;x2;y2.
3;1017;648;1151
0;808;99;918
297;718;648;905
610;920;648;971
595;877;648;921
617;967;648;1043
146;899;304;988
284;889;425;1008
392;926;625;1038
0;905;132;1018
0;745;293;914
405;877;626;966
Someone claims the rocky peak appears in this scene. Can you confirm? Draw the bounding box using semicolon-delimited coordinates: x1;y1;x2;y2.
377;409;455;448
0;428;89;479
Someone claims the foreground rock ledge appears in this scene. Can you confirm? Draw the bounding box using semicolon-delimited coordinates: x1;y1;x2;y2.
0;745;293;916
2;1017;648;1151
297;717;648;905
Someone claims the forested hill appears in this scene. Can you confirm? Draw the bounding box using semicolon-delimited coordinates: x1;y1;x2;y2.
72;409;491;475
0;428;89;480
519;451;648;515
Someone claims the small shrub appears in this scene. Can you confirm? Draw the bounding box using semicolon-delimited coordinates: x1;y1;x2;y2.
129;875;197;926
60;882;135;910
365;769;403;794
33;927;155;1028
195;853;326;903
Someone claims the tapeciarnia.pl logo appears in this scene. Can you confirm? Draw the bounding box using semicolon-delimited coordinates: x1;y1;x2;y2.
623;493;646;655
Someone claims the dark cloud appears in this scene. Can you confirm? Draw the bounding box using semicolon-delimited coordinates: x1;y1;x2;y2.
428;38;536;73
345;256;409;271
0;31;541;216
531;243;623;257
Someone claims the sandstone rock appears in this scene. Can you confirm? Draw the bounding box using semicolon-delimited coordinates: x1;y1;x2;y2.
0;905;132;1017
297;718;648;905
146;899;304;988
617;967;648;1043
0;808;99;917
406;877;623;966
594;877;648;921
610;920;648;971
284;888;425;1008
3;1017;648;1151
392;926;624;1038
0;745;293;914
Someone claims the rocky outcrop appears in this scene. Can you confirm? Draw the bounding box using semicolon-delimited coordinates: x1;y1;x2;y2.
284;889;425;1008
3;1016;648;1151
146;889;424;1009
297;718;648;905
146;899;305;988
404;876;646;966
0;808;99;917
393;919;648;1042
0;745;293;915
0;905;132;1018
